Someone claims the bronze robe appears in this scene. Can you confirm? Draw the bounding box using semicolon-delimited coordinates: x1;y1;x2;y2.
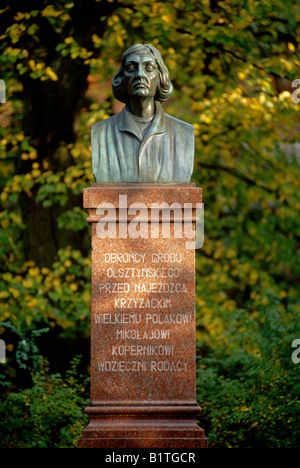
92;102;194;183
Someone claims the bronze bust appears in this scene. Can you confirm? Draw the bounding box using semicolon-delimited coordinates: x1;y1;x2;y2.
92;44;194;183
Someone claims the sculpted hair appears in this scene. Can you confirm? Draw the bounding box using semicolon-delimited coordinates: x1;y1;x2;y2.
112;44;173;104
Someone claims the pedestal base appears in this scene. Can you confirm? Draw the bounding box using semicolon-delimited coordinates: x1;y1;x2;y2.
79;184;207;449
78;405;207;448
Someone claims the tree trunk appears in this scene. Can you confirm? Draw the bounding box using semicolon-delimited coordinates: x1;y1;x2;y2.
12;0;118;266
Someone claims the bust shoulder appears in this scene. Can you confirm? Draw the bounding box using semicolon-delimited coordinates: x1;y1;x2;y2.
92;113;119;134
163;112;195;141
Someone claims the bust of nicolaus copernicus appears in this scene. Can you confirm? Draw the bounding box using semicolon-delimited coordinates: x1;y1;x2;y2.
92;44;195;183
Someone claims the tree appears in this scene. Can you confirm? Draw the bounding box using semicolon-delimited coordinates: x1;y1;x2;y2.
0;0;121;265
0;0;300;447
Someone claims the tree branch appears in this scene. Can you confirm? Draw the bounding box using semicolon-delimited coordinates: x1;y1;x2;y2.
198;161;275;194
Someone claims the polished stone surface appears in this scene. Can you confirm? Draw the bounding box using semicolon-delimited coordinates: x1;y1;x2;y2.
78;184;207;448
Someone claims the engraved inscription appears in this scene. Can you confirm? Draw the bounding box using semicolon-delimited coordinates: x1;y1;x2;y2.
95;251;191;374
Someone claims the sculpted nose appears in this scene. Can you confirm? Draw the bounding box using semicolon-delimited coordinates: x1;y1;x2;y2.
136;64;146;79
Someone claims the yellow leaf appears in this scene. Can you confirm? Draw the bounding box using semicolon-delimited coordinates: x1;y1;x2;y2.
31;169;41;178
23;279;33;288
14;12;25;21
23;186;33;198
278;90;291;101
0;291;10;299
28;267;40;278
1;218;10;229
45;67;58;81
29;60;36;71
9;288;20;298
28;298;39;308
116;35;124;48
36;63;45;71
92;34;102;46
288;42;295;52
161;14;172;23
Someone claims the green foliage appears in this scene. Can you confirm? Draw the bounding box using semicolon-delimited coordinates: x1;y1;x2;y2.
0;0;299;448
0;321;48;370
0;357;89;448
0;248;91;332
196;292;300;448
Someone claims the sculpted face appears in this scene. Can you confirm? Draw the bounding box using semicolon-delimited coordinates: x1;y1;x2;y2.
124;52;159;100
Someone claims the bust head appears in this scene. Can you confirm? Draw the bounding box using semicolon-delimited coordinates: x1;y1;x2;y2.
112;44;173;104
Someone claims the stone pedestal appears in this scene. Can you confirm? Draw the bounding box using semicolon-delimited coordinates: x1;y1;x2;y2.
78;184;207;448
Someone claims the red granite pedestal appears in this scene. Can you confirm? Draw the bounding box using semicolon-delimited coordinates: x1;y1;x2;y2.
78;184;207;448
